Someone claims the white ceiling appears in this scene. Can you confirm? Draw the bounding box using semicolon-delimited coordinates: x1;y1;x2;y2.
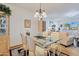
7;3;79;22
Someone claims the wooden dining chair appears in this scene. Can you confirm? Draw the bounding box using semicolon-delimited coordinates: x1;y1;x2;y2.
20;32;36;56
20;33;27;50
8;33;28;56
26;33;36;56
20;33;28;56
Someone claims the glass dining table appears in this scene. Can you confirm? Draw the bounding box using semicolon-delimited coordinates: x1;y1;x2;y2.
33;36;60;56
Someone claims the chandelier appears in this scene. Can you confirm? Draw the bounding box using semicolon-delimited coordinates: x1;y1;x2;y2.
34;3;47;19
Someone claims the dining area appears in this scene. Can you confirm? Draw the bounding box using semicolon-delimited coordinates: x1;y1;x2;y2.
9;32;62;56
1;3;79;56
9;31;79;56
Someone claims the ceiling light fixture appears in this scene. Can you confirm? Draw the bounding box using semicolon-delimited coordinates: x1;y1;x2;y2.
34;3;47;19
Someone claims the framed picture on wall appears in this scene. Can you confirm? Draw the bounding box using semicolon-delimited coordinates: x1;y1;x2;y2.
24;19;31;28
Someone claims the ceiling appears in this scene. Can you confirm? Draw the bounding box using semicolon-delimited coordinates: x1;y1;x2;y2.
7;3;79;22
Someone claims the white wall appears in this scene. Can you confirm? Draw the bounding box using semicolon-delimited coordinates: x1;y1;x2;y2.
5;4;79;46
5;4;38;46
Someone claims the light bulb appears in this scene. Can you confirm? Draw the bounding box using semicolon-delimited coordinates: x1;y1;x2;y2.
42;10;47;18
39;15;43;19
34;10;40;17
34;10;47;18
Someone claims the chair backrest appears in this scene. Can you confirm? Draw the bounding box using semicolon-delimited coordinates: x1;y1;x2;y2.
20;33;27;50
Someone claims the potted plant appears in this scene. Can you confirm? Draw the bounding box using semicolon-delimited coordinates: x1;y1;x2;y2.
0;4;11;16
